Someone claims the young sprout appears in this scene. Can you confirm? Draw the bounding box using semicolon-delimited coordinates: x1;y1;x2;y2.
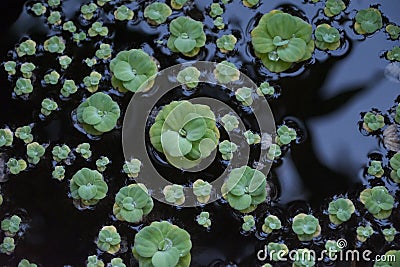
83;71;102;92
84;58;97;67
4;61;17;75
0;129;13;147
81;3;98;20
267;242;289;261
15;125;33;143
315;24;341;50
221;166;267;213
70;168;108;207
58;55;72;70
354;8;383;35
213;17;225;30
123;159;142;178
7;158;27;174
386;46;400;62
113;184;153;223
63;21;77;33
382;227;397;242
216;34;237;53
192;179;212;203
219;140;238;160
244;130;261;145
221;114;239;132
386;24;400;40
52;166;65;181
95;44;112;60
31;3;46;16
360;186;394;219
363;112;385;132
88;22;108;37
356;225;374;242
177;66;201;89
20;62;36;78
144;2;172;26
76;92;121;135
257;82;274;96
18;259;37;267
167;17;206;57
26;142;46;164
132;221;192;267
76;143;92;159
213;61;240;84
324;0;346;17
293;249;315;267
242;215;255;231
44;36;65;54
52;144;71;162
235;87;253;106
390;152;400;183
0;237;15;255
47;0;60;8
97;225;121;254
41;98;58;116
114;5;134;21
163;184;185;205
14;78;33;96
292;213;321;241
97;0;111;7
242;0;259;8
1;215;21;237
327;198;355;225
17;40;36;57
262;215;282;234
196;211;211;227
110;49;158;92
209;3;223;18
87;255;104;267
325;240;342;260
61;80;78;97
367;160;384;178
44;70;60;85
73;31;87;43
276;125;297;145
171;0;189;10
267;144;281;160
47;11;62;25
110;258;125;267
96;156;110;172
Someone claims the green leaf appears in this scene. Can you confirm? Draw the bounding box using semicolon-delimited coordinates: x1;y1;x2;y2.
151;248;180;267
114;61;135;81
161;130;192;157
82;106;102;125
174;37;196;53
78;184;98;200
277;38;307;62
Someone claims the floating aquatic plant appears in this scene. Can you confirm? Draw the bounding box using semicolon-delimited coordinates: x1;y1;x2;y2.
48;11;62;25
63;21;77;33
44;36;65;54
15;126;33;144
0;129;13;147
257;82;274;96
292;213;321;241
386;24;400;40
354;8;383;35
177;66;201;89
328;198;355;225
213;17;225;30
209;3;223;18
196;211;211;227
163;184;185;205
292;249;315;267
267;242;288;261
167;16;206;57
76;143;92;159
122;158;142;178
325;240;342;260
20;62;36;79
276;125;296;145
52;166;65;180
219;140;238;160
251;10;314;72
367;160;384;178
27;142;45;164
110;49;158;92
262;215;282;233
363;111;385;132
81;3;98;20
73;31;87;43
0;237;15;255
192;179;212;203
97;0;110;7
267;143;281;160
7;158;27;175
85;58;97;67
235;87;253;106
95;44;112;60
132;221;192;267
389;152;400;183
14;78;33;96
243;0;259;8
114;5;134;21
356;225;374;242
387;46;400;62
83;71;102;92
324;0;346;17
144;2;172;25
4;61;16;75
213;61;240;83
44;71;60;85
110;258;125;267
58;55;72;69
221;114;239;132
18;259;37;267
314;24;341;50
382;227;397;242
48;0;60;8
17;40;36;57
360;186;394;219
31;3;46;16
221;166;267;213
244;130;261;145
41;98;58;116
1;215;21;237
242;215;255;231
52;144;71;162
86;255;104;267
113;184;153;223
216;34;237;53
171;0;189;10
61;80;78;97
97;225;121;254
96;156;110;172
89;22;108;37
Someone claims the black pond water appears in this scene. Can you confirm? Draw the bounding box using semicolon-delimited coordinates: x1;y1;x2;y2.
0;0;399;266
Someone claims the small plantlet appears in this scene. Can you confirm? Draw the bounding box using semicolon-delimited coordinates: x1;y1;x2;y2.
244;130;261;145
26;142;46;164
213;61;240;84
7;158;27;174
44;36;65;54
41;98;58;116
360;186;394;219
367;160;384;178
324;0;346;17
52;144;71;162
59;55;72;69
83;71;102;92
292;213;321;241
243;0;259;8
386;46;400;62
192;179;212;203
242;215;255;231
97;225;121;254
209;3;223;18
163;184;185;205
356;225;374;242
386;24;400;40
47;11;62;25
177;66;201;89
262;215;282;233
0;129;13;147
171;0;189;10
1;215;22;237
132;221;192;267
18;259;37;267
89;22;108;37
363;111;385;132
4;61;16;75
221;114;239;132
17;40;36;57
113;183;153;223
47;0;60;8
276;125;297;145
84;58;97;67
267;242;289;261
389;152;400;183
235;87;253;106
0;237;15;255
219;140;238;160
382;227;397;242
95;44;112;60
63;21;77;33
73;31;87;43
109;258;125;267
123;158;142;178
14;78;33;96
76;143;92;159
31;3;46;16
81;3;98;20
267;144;281;160
44;70;60;85
15;125;33;143
327;198;355;225
315;24;341;50
216;34;237;53
325;240;342;259
354;8;383;35
52;166;65;180
257;82;274;96
196;211;211;227
61;80;78;97
114;5;134;21
96;156;110;172
20;62;36;78
144;2;172;25
213;17;225;30
86;255;104;267
293;249;315;267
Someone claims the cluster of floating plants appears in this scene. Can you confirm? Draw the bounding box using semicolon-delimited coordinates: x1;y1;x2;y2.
0;0;399;266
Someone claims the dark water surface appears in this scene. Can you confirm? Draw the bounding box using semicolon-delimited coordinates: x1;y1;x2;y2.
0;0;399;266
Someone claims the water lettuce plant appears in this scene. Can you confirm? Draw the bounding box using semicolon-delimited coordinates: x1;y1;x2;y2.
262;215;282;233
44;71;60;85
177;66;201;89
41;98;58;116
87;255;104;267
114;5;134;21
386;24;400;40
1;215;21;237
109;49;158;92
52;166;65;180
382;227;397;242
31;3;46;16
242;215;255;231
221;114;239;132
0;237;15;255
7;158;27;175
95;44;112;60
213;61;240;84
73;31;87;43
48;0;60;7
48;11;62;25
70;168;108;207
18;259;37;267
14;78;33;96
44;36;65;54
257;82;275;96
81;3;98;20
235;87;253;106
63;21;77;33
132;221;192;267
113;183;153;223
277;125;297;145
4;61;16;75
59;55;72;69
20;62;36;78
61;80;78;97
324;0;346;17
292;213;321;241
213;17;225;30
76;143;92;159
83;71;102;92
314;24;341;50
325;240;342;259
363;112;385;132
354;8;383;35
0;129;13;147
360;186;394;219
15;126;33;143
96;156;110;172
76;92;121;135
292;249;315;267
171;0;189;10
267;144;281;160
167;16;206;57
368;160;384;178
149;100;220;169
144;2;172;25
110;258;125;267
192;179;212;203
196;211;211;227
163;184;185;205
389;152;400;183
97;225;121;254
27;142;45;164
251;10;314;73
219;140;238;160
17;40;36;57
267;242;288;261
209;3;223;18
243;0;259;8
356;225;374;242
85;58;97;67
244;130;261;145
123;159;142;178
327;198;355;225
88;22;108;37
221;166;267;213
52;144;71;162
216;34;237;53
387;46;400;62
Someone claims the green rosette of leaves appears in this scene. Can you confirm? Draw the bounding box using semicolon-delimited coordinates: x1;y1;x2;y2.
292;213;321;241
221;166;267;213
70;168;108;207
167;17;206;57
360;186;394;219
354;8;383;35
149;101;220;169
76;92;120;135
110;49;158;92
132;221;192;267
113;184;154;223
251;10;314;73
